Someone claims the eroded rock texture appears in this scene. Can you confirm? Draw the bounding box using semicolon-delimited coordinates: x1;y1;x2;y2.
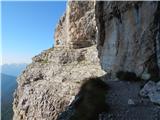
54;1;96;48
96;1;160;80
13;1;105;120
13;46;105;120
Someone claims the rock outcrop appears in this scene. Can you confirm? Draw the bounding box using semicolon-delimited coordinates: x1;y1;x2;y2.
54;1;96;48
13;1;105;120
13;46;105;120
96;1;160;80
140;80;160;105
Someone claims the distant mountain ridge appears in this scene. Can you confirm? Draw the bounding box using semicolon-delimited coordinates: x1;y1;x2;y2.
1;73;17;120
1;63;27;120
1;63;27;76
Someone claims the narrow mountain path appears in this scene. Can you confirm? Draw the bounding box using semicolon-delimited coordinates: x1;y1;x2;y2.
102;80;160;120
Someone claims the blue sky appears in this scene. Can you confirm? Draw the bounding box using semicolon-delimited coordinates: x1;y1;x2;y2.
1;1;66;64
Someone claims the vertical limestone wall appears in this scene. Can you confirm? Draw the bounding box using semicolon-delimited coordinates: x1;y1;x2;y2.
95;1;160;79
54;1;96;49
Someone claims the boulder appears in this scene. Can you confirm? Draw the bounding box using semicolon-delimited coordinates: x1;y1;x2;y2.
140;81;160;105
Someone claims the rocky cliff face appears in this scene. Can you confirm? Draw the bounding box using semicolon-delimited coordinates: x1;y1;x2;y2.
54;1;96;48
13;46;105;120
13;1;160;120
96;1;160;80
13;1;105;120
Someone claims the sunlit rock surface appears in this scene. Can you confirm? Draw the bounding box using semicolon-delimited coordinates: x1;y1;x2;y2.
54;1;96;48
13;1;105;120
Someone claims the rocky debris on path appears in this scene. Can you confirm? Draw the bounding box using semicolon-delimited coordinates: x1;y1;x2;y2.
58;80;160;120
127;99;135;105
